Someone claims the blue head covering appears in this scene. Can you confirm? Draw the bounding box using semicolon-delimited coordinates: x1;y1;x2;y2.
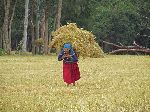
63;43;72;49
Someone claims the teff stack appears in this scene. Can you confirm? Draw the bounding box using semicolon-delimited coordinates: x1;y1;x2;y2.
50;23;104;58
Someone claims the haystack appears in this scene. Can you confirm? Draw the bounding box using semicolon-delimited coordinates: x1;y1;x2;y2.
50;23;104;58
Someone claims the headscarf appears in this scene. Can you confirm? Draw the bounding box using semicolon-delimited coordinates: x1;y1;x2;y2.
63;43;75;55
63;43;72;49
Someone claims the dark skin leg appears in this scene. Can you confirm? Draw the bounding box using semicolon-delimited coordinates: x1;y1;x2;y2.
73;82;75;86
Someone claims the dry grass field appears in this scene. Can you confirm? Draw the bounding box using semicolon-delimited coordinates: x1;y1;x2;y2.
0;55;150;112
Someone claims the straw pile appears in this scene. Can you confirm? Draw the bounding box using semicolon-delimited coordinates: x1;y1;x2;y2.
50;23;104;58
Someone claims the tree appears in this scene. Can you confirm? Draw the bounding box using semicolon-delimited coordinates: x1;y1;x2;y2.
0;0;18;54
22;0;29;52
44;0;51;54
55;0;62;30
30;0;36;54
9;0;17;51
0;28;2;49
0;0;4;48
0;0;149;53
86;0;140;51
2;0;11;54
10;0;25;51
35;0;40;54
132;0;150;48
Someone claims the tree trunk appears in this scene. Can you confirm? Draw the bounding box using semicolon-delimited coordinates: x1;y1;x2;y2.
35;0;40;54
31;25;36;54
55;0;62;30
3;0;11;54
44;0;51;54
22;0;29;52
109;49;150;54
9;0;17;51
31;0;36;55
39;11;45;54
0;28;2;48
100;39;150;55
44;17;49;54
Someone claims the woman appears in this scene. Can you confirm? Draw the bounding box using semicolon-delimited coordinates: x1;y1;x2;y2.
58;43;80;86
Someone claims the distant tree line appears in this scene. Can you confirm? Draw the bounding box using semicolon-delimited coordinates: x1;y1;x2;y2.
0;0;149;54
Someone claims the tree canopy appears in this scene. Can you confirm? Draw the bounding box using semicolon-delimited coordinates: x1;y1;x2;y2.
0;0;149;54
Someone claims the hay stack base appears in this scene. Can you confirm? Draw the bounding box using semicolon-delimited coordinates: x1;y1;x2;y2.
50;23;104;58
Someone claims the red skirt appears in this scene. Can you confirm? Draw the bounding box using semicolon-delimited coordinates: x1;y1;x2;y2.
63;61;80;84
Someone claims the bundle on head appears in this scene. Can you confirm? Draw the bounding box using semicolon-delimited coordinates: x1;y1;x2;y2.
50;23;104;58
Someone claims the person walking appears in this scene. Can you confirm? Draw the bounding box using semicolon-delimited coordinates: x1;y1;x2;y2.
58;43;80;86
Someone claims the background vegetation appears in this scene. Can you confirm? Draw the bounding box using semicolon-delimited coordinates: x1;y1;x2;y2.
0;0;149;54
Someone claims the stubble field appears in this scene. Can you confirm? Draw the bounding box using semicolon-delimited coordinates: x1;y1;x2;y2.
0;55;150;112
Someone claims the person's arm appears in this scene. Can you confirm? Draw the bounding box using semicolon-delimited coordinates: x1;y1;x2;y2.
58;50;65;61
70;49;78;62
71;54;78;62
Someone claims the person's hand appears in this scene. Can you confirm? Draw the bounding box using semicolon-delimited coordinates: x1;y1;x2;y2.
62;54;70;59
62;55;66;59
65;54;71;58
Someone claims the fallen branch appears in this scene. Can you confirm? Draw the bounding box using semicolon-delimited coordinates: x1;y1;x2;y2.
100;39;150;55
100;40;122;48
109;49;150;54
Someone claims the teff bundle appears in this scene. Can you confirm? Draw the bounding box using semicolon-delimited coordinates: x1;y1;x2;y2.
50;23;104;58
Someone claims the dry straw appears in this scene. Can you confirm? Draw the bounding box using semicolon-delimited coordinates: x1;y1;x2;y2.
50;23;104;58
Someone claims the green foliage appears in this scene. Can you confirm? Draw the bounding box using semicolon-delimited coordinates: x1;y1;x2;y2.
34;38;44;46
15;40;32;55
130;0;150;48
87;0;138;44
11;0;25;40
0;0;149;52
15;40;23;54
0;48;5;56
0;0;4;28
61;0;93;29
61;0;149;47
